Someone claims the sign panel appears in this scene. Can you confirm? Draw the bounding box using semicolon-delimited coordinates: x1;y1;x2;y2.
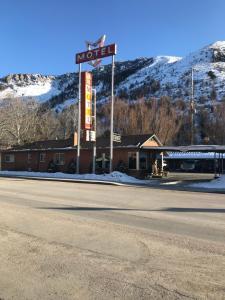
86;130;96;142
113;133;121;143
81;72;92;130
76;44;117;64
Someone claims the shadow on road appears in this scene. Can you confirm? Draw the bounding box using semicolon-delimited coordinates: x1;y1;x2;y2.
39;206;225;213
163;207;225;213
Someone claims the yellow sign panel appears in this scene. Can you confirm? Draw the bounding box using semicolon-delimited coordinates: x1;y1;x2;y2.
81;72;92;130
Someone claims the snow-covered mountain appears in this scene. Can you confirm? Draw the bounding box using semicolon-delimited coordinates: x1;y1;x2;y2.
1;41;225;110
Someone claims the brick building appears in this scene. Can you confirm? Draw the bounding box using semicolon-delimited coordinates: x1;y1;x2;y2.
0;133;163;178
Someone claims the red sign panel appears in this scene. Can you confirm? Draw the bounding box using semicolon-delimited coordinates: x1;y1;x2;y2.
81;72;92;130
76;44;117;64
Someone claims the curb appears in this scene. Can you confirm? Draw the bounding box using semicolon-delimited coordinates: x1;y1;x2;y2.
0;175;224;193
0;174;130;186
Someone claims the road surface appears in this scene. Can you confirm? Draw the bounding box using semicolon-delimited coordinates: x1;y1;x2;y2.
0;177;224;299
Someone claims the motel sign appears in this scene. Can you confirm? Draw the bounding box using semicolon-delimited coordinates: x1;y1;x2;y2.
75;39;117;174
76;44;117;64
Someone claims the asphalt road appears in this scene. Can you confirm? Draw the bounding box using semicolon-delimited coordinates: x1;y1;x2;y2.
0;177;224;300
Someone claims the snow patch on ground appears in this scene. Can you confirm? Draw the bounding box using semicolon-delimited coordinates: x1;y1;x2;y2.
192;175;225;189
0;77;61;103
162;181;181;185
15;83;61;102
119;55;182;90
0;171;149;185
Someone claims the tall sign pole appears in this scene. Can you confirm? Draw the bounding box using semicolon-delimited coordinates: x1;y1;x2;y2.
110;55;115;173
92;88;97;174
76;63;82;174
76;41;117;174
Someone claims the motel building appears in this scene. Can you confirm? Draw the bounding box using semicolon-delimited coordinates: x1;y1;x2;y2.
0;133;164;178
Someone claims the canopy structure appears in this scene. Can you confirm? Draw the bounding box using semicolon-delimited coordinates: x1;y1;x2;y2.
142;145;225;153
142;144;225;177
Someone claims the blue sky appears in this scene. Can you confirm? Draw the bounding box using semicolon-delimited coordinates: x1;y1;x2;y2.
0;0;225;76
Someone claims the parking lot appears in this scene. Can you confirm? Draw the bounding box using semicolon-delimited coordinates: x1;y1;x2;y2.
0;177;224;299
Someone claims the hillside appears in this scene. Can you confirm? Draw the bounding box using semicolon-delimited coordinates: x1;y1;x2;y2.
0;41;225;110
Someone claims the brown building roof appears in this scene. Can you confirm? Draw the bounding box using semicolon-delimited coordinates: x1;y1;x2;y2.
10;138;73;151
5;134;160;152
89;134;157;149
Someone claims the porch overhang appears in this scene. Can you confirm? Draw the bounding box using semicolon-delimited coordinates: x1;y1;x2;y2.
142;145;225;153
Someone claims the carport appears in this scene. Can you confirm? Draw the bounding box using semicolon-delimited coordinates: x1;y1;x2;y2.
142;145;225;177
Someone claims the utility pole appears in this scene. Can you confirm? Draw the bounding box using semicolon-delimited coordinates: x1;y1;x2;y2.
190;67;195;145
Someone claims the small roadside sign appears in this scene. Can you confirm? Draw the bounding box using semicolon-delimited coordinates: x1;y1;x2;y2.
113;133;121;143
86;130;96;142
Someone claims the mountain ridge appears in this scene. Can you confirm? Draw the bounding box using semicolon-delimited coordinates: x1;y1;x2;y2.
1;41;225;110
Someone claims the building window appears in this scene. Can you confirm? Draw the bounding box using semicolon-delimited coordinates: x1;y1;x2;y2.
96;154;109;169
4;154;15;163
40;152;46;163
54;153;65;165
128;152;137;169
28;153;32;162
140;153;147;170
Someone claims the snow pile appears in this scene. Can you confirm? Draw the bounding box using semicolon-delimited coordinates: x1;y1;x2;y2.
192;175;225;189
0;170;147;185
162;181;180;185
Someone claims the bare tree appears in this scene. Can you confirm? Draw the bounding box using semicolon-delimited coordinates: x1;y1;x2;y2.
99;97;182;145
200;102;225;144
56;104;78;139
0;97;40;145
